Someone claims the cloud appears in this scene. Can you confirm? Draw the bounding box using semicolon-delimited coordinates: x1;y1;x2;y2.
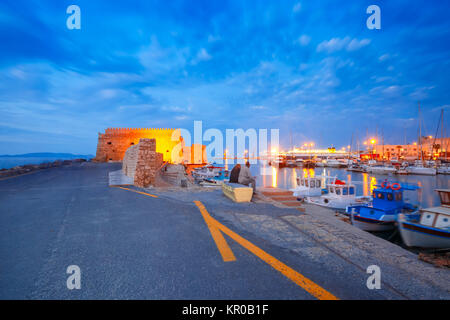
192;48;212;64
346;38;371;51
317;37;371;53
250;105;267;110
379;54;390;62
296;35;311;46
293;3;302;13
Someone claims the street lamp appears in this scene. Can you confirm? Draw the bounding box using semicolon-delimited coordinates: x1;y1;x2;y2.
370;139;376;156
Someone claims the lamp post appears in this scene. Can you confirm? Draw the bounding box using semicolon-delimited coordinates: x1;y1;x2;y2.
370;139;376;160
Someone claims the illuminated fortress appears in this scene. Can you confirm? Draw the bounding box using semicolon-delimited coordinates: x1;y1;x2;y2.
94;128;183;163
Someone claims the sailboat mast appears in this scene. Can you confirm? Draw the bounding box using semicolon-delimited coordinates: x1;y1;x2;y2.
418;102;423;162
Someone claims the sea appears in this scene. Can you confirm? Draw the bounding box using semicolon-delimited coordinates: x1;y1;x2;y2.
245;164;450;208
0;156;92;170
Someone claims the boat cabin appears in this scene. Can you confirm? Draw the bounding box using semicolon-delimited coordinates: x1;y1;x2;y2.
436;189;450;207
419;189;450;229
297;177;322;189
372;183;418;211
327;183;356;197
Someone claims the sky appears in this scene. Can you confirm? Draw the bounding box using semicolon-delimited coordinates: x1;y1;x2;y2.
0;0;449;154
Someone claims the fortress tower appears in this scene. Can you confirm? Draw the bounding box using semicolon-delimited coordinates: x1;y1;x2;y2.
94;128;183;163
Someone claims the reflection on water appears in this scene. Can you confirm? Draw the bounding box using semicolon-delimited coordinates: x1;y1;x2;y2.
370;176;377;196
252;164;449;208
272;166;277;188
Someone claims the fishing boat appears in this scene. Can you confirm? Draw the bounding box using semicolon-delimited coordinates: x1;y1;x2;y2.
192;164;226;179
290;175;335;198
397;189;450;248
305;179;371;210
291;176;324;198
346;182;419;232
192;164;230;186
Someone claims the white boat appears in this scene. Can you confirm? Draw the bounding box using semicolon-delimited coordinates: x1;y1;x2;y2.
290;176;328;198
324;158;346;168
397;189;450;248
365;165;397;175
406;164;437;176
437;165;450;175
306;180;372;210
347;163;364;172
192;164;228;179
395;166;409;175
315;160;325;167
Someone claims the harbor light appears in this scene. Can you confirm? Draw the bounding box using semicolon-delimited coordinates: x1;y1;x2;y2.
370;139;376;145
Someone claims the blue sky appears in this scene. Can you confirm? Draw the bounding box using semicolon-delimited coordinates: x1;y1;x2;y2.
0;0;449;154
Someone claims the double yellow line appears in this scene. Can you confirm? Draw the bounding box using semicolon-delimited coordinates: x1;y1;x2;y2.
194;201;339;301
114;186;338;300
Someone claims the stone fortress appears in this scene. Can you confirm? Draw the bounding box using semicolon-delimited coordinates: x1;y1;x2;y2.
94;128;207;187
94;128;182;163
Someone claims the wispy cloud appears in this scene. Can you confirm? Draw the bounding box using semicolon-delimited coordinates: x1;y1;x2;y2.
317;37;371;53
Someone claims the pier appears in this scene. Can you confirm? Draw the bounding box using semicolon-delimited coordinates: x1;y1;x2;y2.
0;162;448;299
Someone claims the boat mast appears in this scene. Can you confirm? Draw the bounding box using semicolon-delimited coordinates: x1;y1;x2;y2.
418;101;424;164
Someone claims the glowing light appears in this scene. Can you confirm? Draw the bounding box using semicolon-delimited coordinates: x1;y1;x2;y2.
370;139;376;145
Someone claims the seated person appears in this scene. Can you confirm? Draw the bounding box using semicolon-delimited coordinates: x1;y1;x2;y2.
229;164;241;183
238;161;257;193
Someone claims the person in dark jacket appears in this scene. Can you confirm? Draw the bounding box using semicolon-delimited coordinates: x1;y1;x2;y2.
229;164;241;183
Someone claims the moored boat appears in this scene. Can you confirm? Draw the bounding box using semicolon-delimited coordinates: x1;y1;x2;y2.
397;189;450;248
406;164;437;176
346;182;419;232
290;175;333;198
437;165;450;175
306;179;371;210
365;164;397;175
346;163;364;172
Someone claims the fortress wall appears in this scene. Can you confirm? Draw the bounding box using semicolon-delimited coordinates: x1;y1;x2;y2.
94;128;182;163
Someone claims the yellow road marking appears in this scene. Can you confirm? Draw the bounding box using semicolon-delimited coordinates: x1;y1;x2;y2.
194;201;236;262
114;186;158;198
193;201;339;301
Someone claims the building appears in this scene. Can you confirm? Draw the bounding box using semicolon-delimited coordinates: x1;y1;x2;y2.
94;128;207;164
371;137;450;160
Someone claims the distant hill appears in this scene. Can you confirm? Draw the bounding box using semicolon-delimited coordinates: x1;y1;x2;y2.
0;153;94;159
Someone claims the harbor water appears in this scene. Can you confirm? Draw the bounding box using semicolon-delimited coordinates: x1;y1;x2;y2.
248;164;449;208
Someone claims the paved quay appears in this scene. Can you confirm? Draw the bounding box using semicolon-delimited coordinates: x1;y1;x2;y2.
0;162;449;299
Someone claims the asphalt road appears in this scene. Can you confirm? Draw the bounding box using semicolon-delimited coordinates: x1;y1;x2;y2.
0;162;446;299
